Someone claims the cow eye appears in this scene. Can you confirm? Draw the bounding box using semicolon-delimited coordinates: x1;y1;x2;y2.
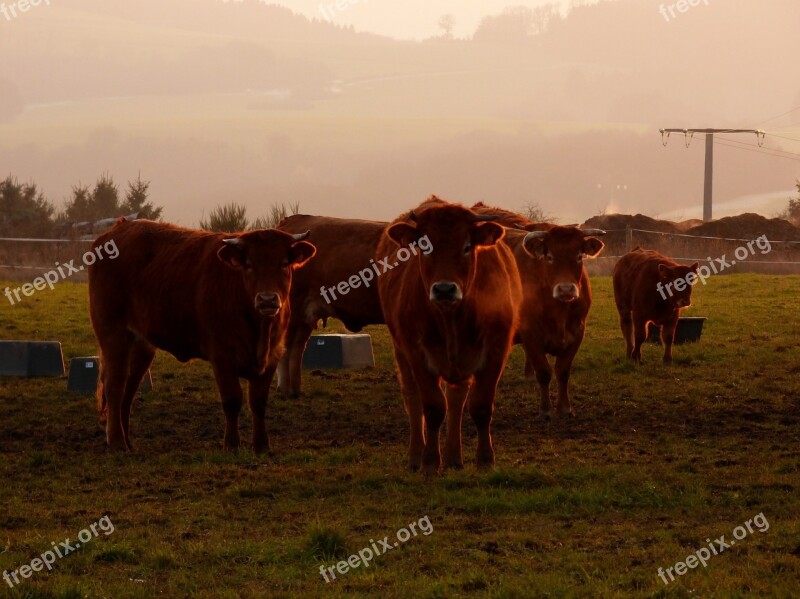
463;243;472;255
577;253;583;263
546;254;554;263
282;259;290;268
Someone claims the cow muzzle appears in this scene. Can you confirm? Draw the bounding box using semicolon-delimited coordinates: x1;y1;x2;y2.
553;283;579;302
255;292;282;317
675;298;691;309
430;281;463;306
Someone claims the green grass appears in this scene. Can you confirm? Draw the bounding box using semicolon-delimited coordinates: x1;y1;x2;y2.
0;275;799;598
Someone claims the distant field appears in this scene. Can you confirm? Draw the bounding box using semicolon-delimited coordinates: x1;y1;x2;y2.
1;275;799;598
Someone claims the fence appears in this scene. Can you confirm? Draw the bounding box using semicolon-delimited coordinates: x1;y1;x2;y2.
2;228;800;283
586;226;800;276
0;238;95;283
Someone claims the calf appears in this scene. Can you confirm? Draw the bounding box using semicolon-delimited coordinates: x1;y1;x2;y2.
613;247;699;363
503;224;605;418
377;197;521;474
88;218;316;451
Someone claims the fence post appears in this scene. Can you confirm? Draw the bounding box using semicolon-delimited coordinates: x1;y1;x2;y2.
625;225;633;252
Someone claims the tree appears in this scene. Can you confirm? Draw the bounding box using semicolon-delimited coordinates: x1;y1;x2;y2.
199;201;300;232
778;180;800;225
62;174;120;223
120;174;163;221
199;203;249;233
473;4;560;43
520;201;555;223
0;176;56;237
438;14;456;39
250;201;300;229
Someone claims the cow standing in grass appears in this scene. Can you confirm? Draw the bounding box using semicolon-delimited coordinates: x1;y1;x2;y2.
472;203;606;419
276;214;387;397
377;197;521;474
88;218;316;452
613;247;698;363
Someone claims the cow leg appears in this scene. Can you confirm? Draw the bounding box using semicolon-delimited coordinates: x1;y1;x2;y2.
287;322;313;397
98;339;133;451
525;346;553;420
469;369;502;471
394;349;425;471
248;366;276;454
120;340;155;448
443;380;471;470
554;345;579;417
277;320;312;397
660;315;679;364
618;308;633;358
212;361;243;451
631;314;648;364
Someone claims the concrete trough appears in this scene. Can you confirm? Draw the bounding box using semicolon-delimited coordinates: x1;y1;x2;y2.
0;340;65;377
302;334;375;370
67;356;152;394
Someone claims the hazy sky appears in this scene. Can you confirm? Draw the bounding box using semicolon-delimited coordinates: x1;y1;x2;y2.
267;0;580;39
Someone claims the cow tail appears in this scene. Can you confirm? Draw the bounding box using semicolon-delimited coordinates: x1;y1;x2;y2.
96;353;107;423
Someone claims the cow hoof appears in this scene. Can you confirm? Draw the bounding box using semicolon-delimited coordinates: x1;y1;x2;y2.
106;437;129;451
559;410;575;418
422;464;441;478
476;460;495;472
539;411;553;422
253;443;270;455
444;459;464;471
407;461;422;473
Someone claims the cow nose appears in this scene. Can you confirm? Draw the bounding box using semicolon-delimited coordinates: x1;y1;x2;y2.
430;281;462;304
553;283;579;302
255;292;281;315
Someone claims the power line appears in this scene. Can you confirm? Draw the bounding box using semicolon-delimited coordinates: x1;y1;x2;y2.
714;139;800;162
715;136;800;159
757;105;800;127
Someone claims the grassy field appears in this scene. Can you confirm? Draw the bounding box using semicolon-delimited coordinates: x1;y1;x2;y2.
0;275;799;598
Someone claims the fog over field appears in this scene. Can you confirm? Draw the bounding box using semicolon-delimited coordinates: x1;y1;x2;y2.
1;0;798;225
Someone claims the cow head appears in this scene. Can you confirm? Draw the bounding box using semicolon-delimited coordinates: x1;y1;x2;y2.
387;203;505;308
217;229;316;317
522;226;606;302
657;262;699;309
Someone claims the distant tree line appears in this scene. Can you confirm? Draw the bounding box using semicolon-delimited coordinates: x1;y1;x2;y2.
0;172;301;238
0;173;163;238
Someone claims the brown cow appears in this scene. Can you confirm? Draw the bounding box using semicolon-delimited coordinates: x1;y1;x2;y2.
88;218;316;452
377;197;522;474
276;214;387;397
473;203;605;418
613;247;699;363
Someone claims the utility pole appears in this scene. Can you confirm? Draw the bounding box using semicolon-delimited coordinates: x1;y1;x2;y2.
660;128;766;221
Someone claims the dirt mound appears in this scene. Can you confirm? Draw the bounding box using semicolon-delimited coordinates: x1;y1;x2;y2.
675;219;704;232
581;213;681;234
687;213;800;241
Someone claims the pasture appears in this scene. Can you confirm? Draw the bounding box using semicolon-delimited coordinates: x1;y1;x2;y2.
0;274;798;598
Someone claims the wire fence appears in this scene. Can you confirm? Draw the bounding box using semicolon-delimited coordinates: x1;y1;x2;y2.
1;227;799;282
586;227;800;276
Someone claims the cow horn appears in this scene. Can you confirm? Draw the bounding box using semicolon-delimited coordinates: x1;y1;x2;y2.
474;214;499;222
581;228;607;236
291;230;310;241
523;231;549;242
222;238;242;246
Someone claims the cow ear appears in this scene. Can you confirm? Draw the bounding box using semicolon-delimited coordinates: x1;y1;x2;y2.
472;222;505;248
657;263;672;280
388;222;420;248
217;243;245;270
582;237;605;258
289;240;316;269
690;262;699;273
